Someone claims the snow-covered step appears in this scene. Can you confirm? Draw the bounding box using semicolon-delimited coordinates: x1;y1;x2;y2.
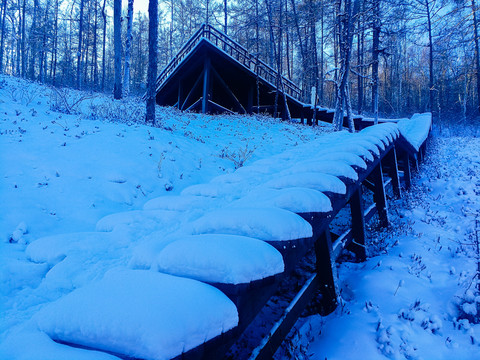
278;160;358;181
263;172;347;195
143;194;215;211
190;207;312;241
229;187;332;214
156;234;284;285
35;269;238;360
398;113;432;152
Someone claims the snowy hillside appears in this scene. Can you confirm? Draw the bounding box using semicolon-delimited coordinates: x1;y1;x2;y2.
1;75;480;360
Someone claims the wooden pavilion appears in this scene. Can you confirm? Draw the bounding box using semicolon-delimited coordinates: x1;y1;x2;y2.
155;24;310;120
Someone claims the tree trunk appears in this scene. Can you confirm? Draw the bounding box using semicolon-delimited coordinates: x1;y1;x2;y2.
52;0;59;85
29;0;39;80
425;0;434;113
333;0;358;132
472;0;480;114
92;0;98;89
224;0;227;34
21;0;26;77
0;0;7;73
101;0;107;92
113;0;122;99
146;0;158;124
76;0;84;88
124;0;134;97
372;0;380;124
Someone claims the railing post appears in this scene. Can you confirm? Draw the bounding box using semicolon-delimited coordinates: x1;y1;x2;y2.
371;163;389;227
349;187;367;261
383;147;401;199
315;229;338;315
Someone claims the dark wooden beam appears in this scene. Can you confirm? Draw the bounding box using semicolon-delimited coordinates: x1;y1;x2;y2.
249;274;321;360
370;163;389;227
315;229;338;314
177;78;183;110
383;147;401;199
202;57;211;114
185;97;202;112
181;72;204;110
349;187;366;261
402;151;412;190
210;66;247;114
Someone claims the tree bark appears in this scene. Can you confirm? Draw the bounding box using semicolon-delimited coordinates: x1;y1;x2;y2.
372;0;380;124
146;0;158;124
113;0;123;99
0;0;7;73
124;0;135;97
224;0;227;34
472;0;480;114
101;0;107;92
76;0;84;88
333;0;358;132
425;0;434;113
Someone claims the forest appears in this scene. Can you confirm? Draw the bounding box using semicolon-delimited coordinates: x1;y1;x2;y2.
0;0;479;122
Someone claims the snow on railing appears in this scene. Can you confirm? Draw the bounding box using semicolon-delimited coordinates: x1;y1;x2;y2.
397;113;432;152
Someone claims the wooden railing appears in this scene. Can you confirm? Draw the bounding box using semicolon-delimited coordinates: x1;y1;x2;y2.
155;24;302;101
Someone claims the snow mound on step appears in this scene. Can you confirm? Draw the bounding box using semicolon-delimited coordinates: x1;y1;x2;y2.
230;187;332;214
397;113;432;151
191;207;312;241
35;269;238;360
156;234;284;284
264;172;346;194
281;160;358;181
143;195;214;211
95;209;179;232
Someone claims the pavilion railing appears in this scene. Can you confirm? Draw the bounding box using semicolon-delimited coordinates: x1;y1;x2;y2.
155;24;302;101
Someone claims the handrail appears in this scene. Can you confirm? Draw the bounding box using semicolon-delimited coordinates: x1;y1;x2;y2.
155;24;302;101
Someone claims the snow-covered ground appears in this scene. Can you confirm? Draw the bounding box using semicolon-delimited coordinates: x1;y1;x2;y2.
1;75;479;359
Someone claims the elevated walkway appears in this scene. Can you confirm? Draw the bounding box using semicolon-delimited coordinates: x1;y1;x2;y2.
155;24;306;119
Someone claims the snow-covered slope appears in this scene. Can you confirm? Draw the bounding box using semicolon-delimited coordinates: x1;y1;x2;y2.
1;75;478;360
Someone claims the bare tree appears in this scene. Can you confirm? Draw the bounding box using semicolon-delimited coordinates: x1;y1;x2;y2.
0;0;7;73
146;0;158;124
333;0;359;131
123;0;134;97
372;0;380;124
471;0;480;113
113;0;122;99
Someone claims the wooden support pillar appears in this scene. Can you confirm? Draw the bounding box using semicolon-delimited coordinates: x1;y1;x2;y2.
177;78;183;110
315;229;338;315
371;163;389;227
202;57;211;114
247;84;254;114
307;111;313;126
383;147;401;199
403;152;412;190
349;187;367;262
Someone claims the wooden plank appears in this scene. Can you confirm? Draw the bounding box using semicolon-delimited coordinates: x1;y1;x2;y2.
210;66;247;114
370;163;389;227
185;97;202;112
315;230;338;314
202;57;211;114
181;72;203;110
349;187;366;261
249;274;321;360
401;150;412;190
383;147;401;199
